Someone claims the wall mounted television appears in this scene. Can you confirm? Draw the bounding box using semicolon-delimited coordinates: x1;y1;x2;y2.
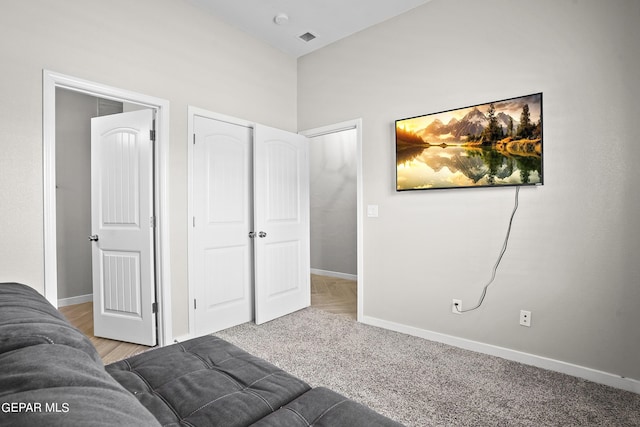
395;92;543;191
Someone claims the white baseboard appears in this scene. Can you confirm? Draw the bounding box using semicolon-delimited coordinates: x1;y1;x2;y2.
57;293;93;307
361;315;640;395
311;268;357;281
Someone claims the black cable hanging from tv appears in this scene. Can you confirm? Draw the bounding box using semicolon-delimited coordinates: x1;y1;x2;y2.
456;186;520;313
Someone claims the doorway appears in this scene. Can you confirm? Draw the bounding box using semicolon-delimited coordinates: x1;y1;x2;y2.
55;89;148;307
53;90;156;346
301;119;363;320
308;128;358;279
42;70;173;346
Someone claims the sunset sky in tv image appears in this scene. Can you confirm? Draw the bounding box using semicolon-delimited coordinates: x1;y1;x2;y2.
397;94;542;133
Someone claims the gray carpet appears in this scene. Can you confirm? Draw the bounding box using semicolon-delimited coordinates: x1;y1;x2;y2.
216;307;640;427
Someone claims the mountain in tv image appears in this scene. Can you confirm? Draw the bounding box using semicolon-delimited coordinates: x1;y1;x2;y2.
418;108;517;142
398;97;541;153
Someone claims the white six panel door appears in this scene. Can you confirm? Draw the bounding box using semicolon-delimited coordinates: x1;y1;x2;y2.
254;124;310;325
90;109;156;346
192;117;254;334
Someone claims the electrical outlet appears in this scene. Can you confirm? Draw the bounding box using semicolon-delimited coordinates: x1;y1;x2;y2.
452;299;462;314
520;310;531;327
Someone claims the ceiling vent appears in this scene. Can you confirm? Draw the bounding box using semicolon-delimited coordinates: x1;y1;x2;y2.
299;32;317;42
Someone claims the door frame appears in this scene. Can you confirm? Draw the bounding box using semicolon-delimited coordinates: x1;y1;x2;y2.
187;106;254;336
42;70;172;346
300;119;363;321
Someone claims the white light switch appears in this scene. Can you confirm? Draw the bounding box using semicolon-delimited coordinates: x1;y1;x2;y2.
367;205;379;218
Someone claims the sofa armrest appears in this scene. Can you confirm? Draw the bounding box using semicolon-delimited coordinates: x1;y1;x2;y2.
0;282;160;426
0;343;160;426
0;283;100;363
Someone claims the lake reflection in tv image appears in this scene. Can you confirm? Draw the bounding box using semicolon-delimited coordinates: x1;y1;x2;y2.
396;93;543;190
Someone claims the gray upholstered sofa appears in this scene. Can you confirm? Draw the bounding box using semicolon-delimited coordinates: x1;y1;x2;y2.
0;282;403;426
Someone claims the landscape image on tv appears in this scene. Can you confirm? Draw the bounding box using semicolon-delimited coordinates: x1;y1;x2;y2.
396;93;543;191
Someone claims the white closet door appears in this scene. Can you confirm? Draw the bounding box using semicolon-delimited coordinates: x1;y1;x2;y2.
90;109;156;346
253;124;310;325
192;116;253;334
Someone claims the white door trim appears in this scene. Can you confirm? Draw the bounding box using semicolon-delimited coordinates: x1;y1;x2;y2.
187;106;254;336
42;70;172;346
300;119;363;321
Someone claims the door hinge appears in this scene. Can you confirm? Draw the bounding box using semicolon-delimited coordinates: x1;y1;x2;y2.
152;302;158;313
194;299;197;310
150;129;156;142
193;217;195;228
150;216;156;228
193;134;196;144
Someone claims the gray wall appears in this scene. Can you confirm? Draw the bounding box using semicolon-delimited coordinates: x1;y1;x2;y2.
55;89;95;300
310;129;357;276
0;0;297;337
55;89;123;301
298;0;640;381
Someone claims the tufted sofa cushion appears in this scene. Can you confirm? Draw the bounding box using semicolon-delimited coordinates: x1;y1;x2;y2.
106;336;311;427
250;386;404;427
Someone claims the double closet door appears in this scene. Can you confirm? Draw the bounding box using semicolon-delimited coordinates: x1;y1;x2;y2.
191;116;310;336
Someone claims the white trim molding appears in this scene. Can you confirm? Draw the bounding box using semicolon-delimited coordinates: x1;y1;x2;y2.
42;70;172;346
310;268;357;282
57;293;93;308
362;315;640;394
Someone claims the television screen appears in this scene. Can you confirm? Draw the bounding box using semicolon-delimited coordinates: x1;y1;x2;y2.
395;93;543;191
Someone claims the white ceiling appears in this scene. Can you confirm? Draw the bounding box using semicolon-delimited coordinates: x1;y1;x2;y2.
187;0;431;58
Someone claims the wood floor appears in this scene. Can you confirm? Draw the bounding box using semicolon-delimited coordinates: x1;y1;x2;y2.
59;302;151;364
60;274;357;364
310;274;357;319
